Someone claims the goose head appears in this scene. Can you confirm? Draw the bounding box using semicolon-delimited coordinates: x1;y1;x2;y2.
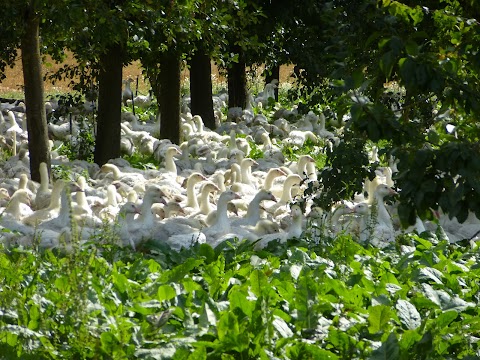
220;189;242;203
353;203;369;215
118;201;141;217
374;184;398;199
257;189;277;203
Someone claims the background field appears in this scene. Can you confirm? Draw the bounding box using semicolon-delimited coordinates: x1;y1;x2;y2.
0;53;294;98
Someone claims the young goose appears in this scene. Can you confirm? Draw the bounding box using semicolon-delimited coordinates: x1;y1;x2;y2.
254;204;304;250
202;190;241;247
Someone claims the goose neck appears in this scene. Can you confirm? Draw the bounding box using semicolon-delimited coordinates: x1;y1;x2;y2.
199;189;214;215
165;152;177;174
48;182;65;210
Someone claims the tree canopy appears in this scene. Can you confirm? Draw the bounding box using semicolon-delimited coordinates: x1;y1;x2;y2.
0;0;479;223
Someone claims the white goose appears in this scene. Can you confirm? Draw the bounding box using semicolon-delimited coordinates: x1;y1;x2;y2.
3;189;32;221
261;167;288;191
34;162;51;210
115;202;141;249
267;174;303;216
183;172;208;211
23;180;66;226
196;182;220;216
97;163;146;189
131;185;166;242
231;189;277;227
202;190;241;247
288;155;316;179
354;184;397;247
254;204;304;250
97;185;121;221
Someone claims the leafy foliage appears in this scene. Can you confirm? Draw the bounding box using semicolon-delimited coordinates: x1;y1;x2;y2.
0;233;479;358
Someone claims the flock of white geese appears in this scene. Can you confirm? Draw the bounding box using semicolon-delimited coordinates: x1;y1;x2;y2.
0;82;478;252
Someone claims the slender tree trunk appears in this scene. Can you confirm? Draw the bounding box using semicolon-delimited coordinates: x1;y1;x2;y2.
189;50;215;129
159;51;181;144
21;2;50;183
94;43;123;166
265;64;280;101
227;44;247;109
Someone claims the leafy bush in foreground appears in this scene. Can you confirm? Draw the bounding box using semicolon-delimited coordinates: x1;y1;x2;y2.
0;234;479;359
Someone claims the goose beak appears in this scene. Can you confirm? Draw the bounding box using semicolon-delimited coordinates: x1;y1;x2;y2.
389;188;398;196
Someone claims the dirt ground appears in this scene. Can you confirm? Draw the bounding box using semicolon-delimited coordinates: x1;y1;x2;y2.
0;53;294;98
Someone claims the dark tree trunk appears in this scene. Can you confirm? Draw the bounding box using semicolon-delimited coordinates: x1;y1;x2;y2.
189;50;215;129
94;43;123;166
227;45;247;109
21;3;50;183
265;64;280;101
159;51;181;144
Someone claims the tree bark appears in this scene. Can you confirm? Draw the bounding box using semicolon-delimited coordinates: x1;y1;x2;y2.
265;64;280;101
189;50;215;129
21;2;50;183
227;44;248;109
94;43;123;166
159;51;181;144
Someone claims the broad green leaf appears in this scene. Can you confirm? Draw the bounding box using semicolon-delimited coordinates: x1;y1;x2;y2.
287;341;339;359
250;269;269;297
229;286;254;317
217;312;239;342
370;332;400;360
399;329;422;352
187;346;207;360
368;305;393;334
100;332;117;354
54;276;70;292
380;51;395;79
327;329;355;357
396;299;421;330
434;310;458;329
161;258;204;283
157;284;176;302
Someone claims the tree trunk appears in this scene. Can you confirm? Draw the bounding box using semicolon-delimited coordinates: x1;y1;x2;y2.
94;43;123;166
21;2;50;183
159;51;181;144
265;64;280;101
227;45;247;109
189;50;215;129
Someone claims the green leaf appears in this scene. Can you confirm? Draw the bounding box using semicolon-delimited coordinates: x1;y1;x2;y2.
287;342;339;359
370;332;400;360
396;299;421;330
250;269;269;297
368;305;393;334
229;287;254;317
434;310;458;329
157;284;176;302
101;332;117;354
399;330;422;352
217;312;239;342
380;50;395;79
405;40;419;56
187;346;207;360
